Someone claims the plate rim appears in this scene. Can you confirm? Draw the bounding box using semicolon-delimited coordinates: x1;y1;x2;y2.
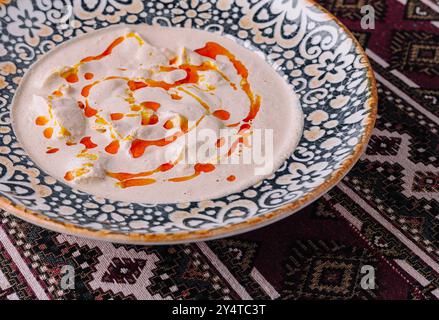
0;0;378;245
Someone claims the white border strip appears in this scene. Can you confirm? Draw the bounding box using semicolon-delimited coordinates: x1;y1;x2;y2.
0;227;49;300
421;0;439;13
197;242;253;300
366;49;389;68
337;183;439;273
365;49;439;124
0;269;10;290
394;259;431;286
334;203;364;230
390;70;420;88
323;194;364;229
250;268;280;300
374;72;439;124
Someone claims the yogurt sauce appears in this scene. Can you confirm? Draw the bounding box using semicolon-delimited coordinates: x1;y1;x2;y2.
12;25;303;203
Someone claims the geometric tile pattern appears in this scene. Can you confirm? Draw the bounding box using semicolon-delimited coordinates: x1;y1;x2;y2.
405;0;439;21
364;129;439;200
282;240;378;300
391;31;439;76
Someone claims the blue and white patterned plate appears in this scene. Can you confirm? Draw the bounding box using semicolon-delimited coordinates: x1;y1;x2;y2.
0;0;377;244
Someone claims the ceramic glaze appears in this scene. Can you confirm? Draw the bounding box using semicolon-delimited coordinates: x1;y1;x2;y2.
12;25;303;203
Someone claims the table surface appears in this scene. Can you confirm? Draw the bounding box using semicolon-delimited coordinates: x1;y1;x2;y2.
0;0;438;300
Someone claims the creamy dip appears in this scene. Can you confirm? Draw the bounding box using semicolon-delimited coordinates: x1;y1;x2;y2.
12;25;303;203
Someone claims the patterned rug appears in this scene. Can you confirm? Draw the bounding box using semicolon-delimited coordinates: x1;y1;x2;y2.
0;0;438;300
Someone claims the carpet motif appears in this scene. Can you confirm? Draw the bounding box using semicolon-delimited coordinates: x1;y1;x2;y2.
0;0;437;300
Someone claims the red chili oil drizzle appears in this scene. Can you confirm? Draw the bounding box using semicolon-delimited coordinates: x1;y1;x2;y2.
46;147;59;154
35;35;261;188
80;136;97;149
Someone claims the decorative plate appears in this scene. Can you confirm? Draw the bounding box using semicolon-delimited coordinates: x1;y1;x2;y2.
0;0;377;244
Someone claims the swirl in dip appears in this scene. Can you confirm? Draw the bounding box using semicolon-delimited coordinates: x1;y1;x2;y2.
12;25;303;203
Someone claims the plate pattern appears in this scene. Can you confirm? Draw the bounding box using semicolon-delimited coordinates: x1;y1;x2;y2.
0;0;376;238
